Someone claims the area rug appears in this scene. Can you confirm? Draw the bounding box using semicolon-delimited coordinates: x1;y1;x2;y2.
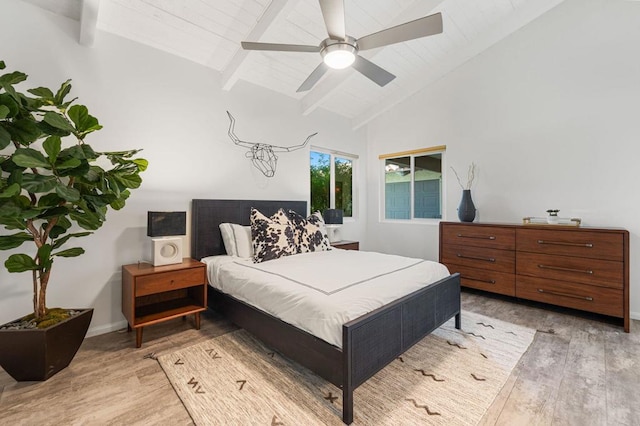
157;311;535;425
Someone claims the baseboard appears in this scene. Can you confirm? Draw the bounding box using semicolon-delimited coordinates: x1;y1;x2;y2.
86;320;128;338
630;311;640;322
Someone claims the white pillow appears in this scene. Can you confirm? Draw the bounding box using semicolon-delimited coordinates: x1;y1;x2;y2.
233;225;253;258
219;223;253;258
219;223;238;256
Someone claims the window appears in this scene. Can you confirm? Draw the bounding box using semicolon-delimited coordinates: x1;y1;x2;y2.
381;146;445;220
310;149;355;217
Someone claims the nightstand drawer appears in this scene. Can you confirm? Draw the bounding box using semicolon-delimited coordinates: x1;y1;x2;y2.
136;268;205;296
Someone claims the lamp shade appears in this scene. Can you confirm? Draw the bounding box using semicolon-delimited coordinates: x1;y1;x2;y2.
147;211;186;237
323;209;343;225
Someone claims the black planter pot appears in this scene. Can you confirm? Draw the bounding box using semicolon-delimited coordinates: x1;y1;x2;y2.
457;189;476;222
0;308;93;381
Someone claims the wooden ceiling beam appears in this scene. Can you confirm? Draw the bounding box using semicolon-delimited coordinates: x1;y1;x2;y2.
80;0;101;47
221;0;297;91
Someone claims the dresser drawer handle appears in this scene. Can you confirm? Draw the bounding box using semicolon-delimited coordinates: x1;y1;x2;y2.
537;288;593;301
457;233;496;240
457;254;496;262
538;264;593;274
461;275;496;284
537;239;593;248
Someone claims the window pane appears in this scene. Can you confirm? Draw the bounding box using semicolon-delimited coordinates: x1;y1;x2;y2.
384;157;411;219
414;153;442;219
335;157;353;217
310;151;330;214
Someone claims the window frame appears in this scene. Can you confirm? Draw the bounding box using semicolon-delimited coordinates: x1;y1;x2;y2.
380;146;446;223
309;146;358;220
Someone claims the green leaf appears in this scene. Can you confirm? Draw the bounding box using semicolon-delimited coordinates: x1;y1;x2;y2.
0;93;19;117
0;105;9;119
0;125;12;150
68;105;102;135
133;158;148;172
5;254;39;273
0;61;5;70
70;209;102;230
0;183;20;198
27;87;54;99
114;173;142;189
0;71;27;86
56;157;82;170
43;136;61;164
21;174;57;193
43;111;75;132
12;148;50;169
6;118;41;145
37;244;53;270
0;199;22;217
54;79;72;105
38;193;64;208
52;247;85;258
0;232;33;250
55;184;80;202
52;232;91;250
110;190;130;210
37;119;72;137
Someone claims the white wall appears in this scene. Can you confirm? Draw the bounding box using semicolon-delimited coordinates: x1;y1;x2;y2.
365;0;640;318
0;1;366;335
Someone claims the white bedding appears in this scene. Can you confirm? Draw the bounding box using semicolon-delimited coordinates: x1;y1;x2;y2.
202;249;450;348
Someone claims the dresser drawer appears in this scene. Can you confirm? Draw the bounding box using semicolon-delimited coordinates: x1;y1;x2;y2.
441;244;515;274
516;275;623;318
441;224;515;250
516;228;623;261
516;252;623;289
445;264;515;296
136;268;205;296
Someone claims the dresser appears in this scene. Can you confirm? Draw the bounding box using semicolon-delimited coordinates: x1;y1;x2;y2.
439;222;629;332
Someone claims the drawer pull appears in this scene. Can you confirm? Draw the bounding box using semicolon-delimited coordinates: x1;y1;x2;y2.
457;233;496;240
537;288;593;301
538;264;593;274
457;253;495;262
461;275;496;284
537;239;593;248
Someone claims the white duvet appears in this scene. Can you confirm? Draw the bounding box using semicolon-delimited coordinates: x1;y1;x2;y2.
202;249;450;348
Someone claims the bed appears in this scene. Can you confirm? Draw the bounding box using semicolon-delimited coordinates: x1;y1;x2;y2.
191;199;461;424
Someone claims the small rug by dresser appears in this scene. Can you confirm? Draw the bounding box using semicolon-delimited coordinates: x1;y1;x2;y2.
157;311;535;425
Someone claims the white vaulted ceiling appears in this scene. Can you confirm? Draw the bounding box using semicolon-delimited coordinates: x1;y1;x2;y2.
23;0;566;128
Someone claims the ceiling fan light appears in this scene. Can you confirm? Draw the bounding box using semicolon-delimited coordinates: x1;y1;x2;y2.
323;49;355;69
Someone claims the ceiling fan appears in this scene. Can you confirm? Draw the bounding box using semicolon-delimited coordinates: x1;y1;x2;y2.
241;0;443;92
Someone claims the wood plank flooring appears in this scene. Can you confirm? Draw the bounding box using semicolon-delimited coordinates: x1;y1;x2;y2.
1;291;638;425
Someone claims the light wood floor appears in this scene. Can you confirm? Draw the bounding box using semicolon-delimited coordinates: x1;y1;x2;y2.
1;291;638;425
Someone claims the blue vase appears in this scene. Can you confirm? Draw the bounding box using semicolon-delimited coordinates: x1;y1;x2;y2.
457;189;476;222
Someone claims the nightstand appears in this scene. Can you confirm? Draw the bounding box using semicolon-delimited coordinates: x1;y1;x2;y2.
331;240;359;251
122;258;207;348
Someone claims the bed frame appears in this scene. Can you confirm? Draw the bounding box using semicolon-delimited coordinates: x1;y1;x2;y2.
191;199;461;424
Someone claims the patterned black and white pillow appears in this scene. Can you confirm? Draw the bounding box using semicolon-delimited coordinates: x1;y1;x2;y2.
250;208;298;263
285;209;331;253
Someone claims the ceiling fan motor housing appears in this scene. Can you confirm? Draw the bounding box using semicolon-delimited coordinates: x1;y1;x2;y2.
320;36;358;69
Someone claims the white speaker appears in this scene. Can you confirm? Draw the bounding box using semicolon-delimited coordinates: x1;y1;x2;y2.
152;237;183;266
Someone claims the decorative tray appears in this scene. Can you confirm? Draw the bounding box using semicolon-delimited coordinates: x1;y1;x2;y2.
522;217;582;227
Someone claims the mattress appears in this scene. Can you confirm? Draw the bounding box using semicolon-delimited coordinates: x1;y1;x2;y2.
202;249;450;348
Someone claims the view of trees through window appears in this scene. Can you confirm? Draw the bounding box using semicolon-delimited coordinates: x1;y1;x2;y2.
310;150;353;217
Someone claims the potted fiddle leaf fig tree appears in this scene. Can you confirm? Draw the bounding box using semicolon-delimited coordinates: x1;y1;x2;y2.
0;60;147;381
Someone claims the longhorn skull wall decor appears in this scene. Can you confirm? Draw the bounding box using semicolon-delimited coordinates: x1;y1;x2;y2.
226;111;317;178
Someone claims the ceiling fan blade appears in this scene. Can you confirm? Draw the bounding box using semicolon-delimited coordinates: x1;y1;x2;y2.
297;62;330;92
319;0;346;40
357;12;443;51
241;41;320;53
351;56;395;87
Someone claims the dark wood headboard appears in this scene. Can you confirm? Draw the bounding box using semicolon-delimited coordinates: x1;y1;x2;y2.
191;199;307;260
